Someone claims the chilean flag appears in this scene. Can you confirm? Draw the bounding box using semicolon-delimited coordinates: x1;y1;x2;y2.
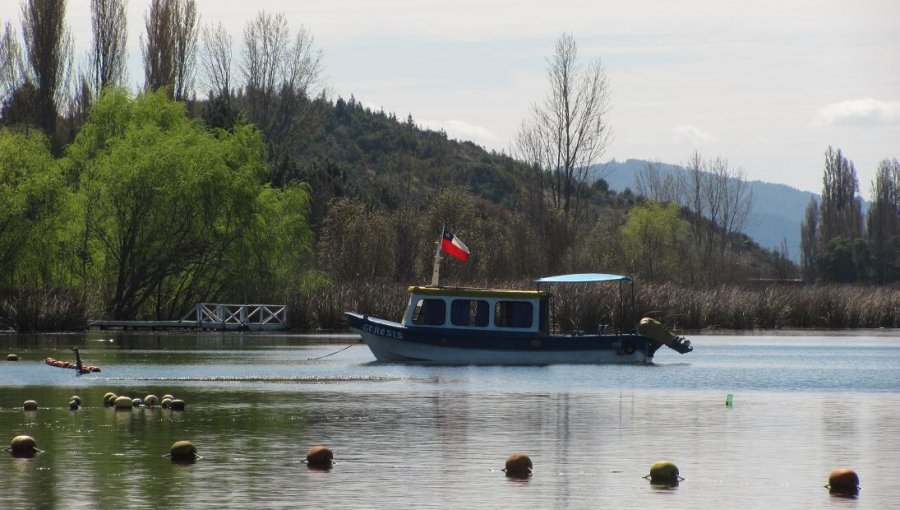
441;228;470;263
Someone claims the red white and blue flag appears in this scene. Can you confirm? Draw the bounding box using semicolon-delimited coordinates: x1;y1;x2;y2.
441;228;470;263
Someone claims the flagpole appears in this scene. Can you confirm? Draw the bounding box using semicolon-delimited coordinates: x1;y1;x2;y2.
431;227;443;286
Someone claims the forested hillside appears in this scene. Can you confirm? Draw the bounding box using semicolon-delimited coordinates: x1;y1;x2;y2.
4;0;895;332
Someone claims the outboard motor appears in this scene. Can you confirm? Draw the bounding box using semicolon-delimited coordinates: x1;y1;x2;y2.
637;317;693;354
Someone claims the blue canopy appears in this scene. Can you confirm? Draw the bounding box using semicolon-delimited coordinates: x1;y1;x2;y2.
535;273;632;283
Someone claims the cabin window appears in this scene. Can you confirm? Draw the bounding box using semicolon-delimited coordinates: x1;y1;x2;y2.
412;298;446;326
494;301;533;328
450;299;489;327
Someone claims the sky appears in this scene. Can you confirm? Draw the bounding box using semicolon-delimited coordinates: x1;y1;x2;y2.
2;0;898;194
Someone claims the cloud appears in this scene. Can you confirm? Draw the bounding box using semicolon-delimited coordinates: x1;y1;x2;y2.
420;119;501;147
814;98;900;127
673;125;717;145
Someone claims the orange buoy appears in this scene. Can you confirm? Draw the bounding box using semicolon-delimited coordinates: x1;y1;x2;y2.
828;468;859;496
505;452;533;477
306;446;333;468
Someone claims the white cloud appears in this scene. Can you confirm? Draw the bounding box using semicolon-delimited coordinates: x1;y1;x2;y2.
673;125;717;145
814;98;900;127
420;119;501;147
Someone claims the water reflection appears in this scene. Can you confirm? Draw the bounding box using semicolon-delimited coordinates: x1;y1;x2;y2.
1;332;899;509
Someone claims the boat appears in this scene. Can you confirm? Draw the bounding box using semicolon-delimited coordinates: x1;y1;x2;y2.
345;273;692;364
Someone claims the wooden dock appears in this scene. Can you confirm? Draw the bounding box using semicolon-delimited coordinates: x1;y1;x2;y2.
88;303;288;331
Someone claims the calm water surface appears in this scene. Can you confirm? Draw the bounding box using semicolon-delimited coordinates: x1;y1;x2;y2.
1;331;899;509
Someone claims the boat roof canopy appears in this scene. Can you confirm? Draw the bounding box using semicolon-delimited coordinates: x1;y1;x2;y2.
535;273;633;283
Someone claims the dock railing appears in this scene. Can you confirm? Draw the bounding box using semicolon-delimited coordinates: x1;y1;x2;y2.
183;303;288;330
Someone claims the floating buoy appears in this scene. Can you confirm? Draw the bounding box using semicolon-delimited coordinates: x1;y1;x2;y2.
132;398;143;407
23;400;38;411
305;446;333;468
103;392;117;406
646;461;682;485
6;435;40;458
70;396;82;406
144;395;159;407
828;468;860;496
169;440;199;463
69;400;80;410
726;394;733;407
7;353;18;361
161;398;172;409
170;399;185;411
114;396;133;410
162;394;174;401
504;452;533;477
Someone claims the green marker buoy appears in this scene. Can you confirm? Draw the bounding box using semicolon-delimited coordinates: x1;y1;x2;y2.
725;393;733;407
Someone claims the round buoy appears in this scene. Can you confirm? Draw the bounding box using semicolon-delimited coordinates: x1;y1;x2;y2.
69;399;80;410
70;395;82;406
23;400;38;411
162;394;174;401
103;392;117;406
89;366;101;373
306;446;333;468
144;395;159;407
170;399;185;411
113;396;133;410
647;461;681;484
7;353;18;361
169;440;198;463
132;398;143;407
828;468;860;495
161;398;173;409
8;435;38;458
504;452;533;477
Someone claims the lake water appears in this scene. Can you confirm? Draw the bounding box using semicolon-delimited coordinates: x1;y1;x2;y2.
1;331;899;509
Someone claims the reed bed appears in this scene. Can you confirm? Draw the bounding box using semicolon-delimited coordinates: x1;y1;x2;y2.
0;287;86;332
288;280;900;332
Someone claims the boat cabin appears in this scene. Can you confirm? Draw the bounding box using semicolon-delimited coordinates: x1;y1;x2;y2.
403;286;550;334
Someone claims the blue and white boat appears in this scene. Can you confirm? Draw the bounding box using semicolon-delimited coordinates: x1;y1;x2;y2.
345;273;692;365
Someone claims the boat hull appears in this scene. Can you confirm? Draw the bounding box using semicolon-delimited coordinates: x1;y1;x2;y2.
346;313;653;365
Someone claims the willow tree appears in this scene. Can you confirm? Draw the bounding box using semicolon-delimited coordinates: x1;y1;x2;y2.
66;89;311;319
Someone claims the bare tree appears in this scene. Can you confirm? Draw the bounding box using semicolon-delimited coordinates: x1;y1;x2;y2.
634;160;679;204
89;0;127;94
19;0;73;139
141;0;197;100
200;21;231;99
514;33;611;221
241;11;322;129
0;22;22;105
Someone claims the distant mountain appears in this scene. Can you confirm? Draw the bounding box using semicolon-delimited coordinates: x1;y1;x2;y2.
593;159;818;262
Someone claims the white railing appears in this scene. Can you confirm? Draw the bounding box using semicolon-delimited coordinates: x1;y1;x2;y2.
182;303;287;330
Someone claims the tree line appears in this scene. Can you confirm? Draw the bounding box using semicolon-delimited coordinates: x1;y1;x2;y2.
801;148;900;284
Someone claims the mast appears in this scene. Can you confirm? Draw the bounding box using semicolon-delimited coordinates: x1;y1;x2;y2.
430;228;443;286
